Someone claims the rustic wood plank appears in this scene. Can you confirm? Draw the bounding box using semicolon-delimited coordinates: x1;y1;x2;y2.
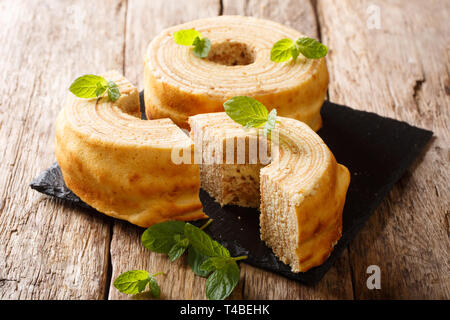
218;0;355;300
222;0;319;38
108;0;222;300
239;248;353;299
317;0;450;299
0;0;127;299
121;0;222;90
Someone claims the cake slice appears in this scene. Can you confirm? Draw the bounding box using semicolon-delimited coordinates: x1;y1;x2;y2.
189;112;350;272
56;70;206;227
189;113;269;208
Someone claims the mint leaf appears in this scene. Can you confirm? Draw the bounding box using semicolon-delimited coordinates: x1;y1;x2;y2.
168;237;189;261
264;109;277;136
192;37;211;58
184;223;230;258
148;276;161;298
95;81;108;97
173;29;202;46
271;37;328;62
113;270;162;298
205;261;240;300
223;96;269;128
296;37;328;59
188;246;211;277
291;45;300;60
141;221;185;253
244;118;269;129
270;38;295;62
223;96;278;134
200;256;232;272
107;80;120;102
173;29;210;58
69;75;107;98
113;270;150;295
70;74;120;101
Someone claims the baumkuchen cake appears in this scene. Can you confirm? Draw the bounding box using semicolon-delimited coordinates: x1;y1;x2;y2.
144;16;329;131
189;113;350;272
55;70;206;227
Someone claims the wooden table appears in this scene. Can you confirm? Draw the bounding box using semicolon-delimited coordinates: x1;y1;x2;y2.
0;0;448;300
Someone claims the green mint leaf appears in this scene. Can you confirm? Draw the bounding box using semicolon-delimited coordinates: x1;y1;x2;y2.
270;38;295;62
223;96;269;129
107;80;120;102
113;270;150;295
200;259;216;272
188;246;211;277
263;109;277;136
192;37;211;58
173;29;210;59
70;75;120;102
205;261;240;300
296;37;328;59
184;223;230;258
291;45;300;60
271;37;328;62
200;256;232;272
244;118;268;129
95;82;107;97
148;275;161;298
69;74;107;99
141;221;186;253
168;237;189;262
173;29;202;46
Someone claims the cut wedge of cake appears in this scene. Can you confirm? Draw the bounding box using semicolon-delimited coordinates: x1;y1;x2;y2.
55;70;206;227
189;113;270;208
189;112;350;272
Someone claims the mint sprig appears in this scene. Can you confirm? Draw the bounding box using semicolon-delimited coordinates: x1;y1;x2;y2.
69;74;121;101
173;29;202;45
113;270;163;297
141;220;186;253
173;29;211;58
184;223;230;258
106;80;120;101
192;36;211;58
205;260;241;300
188;246;211;277
223;96;277;135
184;222;244;299
270;38;297;63
117;219;247;300
168;235;189;261
271;37;328;62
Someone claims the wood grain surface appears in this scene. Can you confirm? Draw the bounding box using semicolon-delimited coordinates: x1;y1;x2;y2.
0;0;125;299
318;0;449;299
0;0;448;300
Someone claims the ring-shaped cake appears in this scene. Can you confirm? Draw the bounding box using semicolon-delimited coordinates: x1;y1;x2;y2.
144;15;329;130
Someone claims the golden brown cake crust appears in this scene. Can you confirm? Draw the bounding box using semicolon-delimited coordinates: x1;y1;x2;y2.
144;16;328;130
55;71;206;227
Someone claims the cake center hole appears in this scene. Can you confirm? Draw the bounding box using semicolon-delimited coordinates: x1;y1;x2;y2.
206;41;255;66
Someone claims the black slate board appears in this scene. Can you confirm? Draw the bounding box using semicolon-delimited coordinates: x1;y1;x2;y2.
30;93;433;285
